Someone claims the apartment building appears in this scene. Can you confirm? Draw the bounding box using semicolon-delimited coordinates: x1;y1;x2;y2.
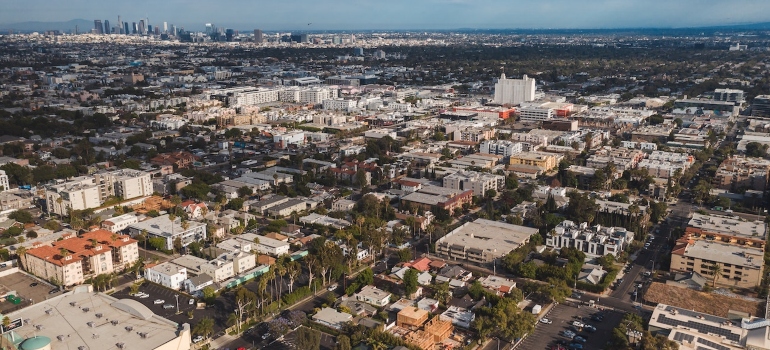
128;215;207;251
400;186;473;213
508;132;548;149
479;140;523;157
25;230;139;286
443;170;504;197
435;219;539;264
323;98;357;111
354;285;392;307
493;73;536;105
0;170;8;192
509;152;559;172
714;156;770;192
453;127;495;143
145;262;188;290
545;220;634;257
586;148;645;173
101;213;138;232
45;170;153;216
668;213;766;289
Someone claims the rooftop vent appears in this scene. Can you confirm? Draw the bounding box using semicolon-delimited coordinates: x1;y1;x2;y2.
116;343;125;349
82;307;89;312
125;326;133;332
34;325;43;330
87;322;94;328
57;335;64;341
69;302;76;307
138;332;148;339
111;320;119;326
95;313;102;318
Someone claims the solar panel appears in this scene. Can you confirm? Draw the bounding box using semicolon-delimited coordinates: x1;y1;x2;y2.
697;337;731;350
673;331;695;343
656;314;741;342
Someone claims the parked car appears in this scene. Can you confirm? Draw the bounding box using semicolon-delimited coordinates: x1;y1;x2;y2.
540;318;552;324
569;342;584;350
163;304;175;309
29;282;38;287
562;330;576;339
262;333;271;340
189;298;195;305
154;299;165;304
574;336;587;343
48;288;59;294
327;284;338;291
584;325;597;332
572;321;584;328
192;336;204;343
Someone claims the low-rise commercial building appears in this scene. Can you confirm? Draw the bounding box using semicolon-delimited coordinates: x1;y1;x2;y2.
714;156;770;192
5;287;192;350
400;186;473;213
508;152;559;172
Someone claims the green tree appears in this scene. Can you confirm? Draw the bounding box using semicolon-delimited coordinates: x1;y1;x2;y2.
193;317;215;338
403;268;418;296
334;335;352;350
295;327;321;350
8;210;32;224
746;142;769;157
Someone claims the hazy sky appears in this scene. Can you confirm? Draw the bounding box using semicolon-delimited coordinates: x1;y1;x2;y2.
2;0;770;30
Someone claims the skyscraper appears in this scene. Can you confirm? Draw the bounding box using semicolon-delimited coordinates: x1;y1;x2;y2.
163;22;168;33
94;20;103;34
132;22;138;34
138;20;145;35
254;29;263;43
124;22;130;35
493;73;536;105
117;16;122;34
103;20;110;34
171;25;177;36
148;25;153;34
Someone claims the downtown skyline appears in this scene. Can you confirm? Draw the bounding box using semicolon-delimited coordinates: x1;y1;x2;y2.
2;0;770;31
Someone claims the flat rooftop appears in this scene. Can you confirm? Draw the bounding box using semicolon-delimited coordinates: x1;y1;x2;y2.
681;240;763;269
688;213;767;239
6;286;189;350
437;219;539;257
129;215;205;236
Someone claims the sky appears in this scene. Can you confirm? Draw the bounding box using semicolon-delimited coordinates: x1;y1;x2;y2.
2;0;770;30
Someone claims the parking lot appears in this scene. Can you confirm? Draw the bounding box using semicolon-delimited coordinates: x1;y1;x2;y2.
0;272;60;312
112;282;226;336
517;303;624;350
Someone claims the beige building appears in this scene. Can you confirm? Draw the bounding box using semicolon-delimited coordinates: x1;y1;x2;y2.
714;156;770;192
669;213;767;289
436;219;539;264
509;152;559;172
25;230;139;286
46;169;153;216
443;170;504;197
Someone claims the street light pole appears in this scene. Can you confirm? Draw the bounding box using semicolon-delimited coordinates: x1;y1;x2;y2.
175;294;179;314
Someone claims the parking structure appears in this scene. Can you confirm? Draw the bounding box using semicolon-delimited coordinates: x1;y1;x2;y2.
0;272;60;312
518;303;624;350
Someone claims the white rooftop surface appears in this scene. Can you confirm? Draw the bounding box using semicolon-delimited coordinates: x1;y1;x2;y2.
7;286;189;350
437;219;539;255
688;213;767;239
148;261;187;275
682;240;763;269
130;215;205;236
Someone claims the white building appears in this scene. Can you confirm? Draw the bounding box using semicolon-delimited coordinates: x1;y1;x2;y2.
102;213;139;232
479;140;524;157
354;285;392;307
253;235;291;256
199;259;234;283
545;220;634;257
518;103;555;121
273;131;305;148
494;73;536;105
443;170;504;197
0;170;9;192
323;98;357;111
145;262;188;290
128;215;207;251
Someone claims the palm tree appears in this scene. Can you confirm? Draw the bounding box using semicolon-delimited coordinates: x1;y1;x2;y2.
193;317;215;338
58;248;69;259
89;238;99;249
712;263;722;287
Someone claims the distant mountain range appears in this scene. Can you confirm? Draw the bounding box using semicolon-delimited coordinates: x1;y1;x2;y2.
2;19;770;34
0;19;93;33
